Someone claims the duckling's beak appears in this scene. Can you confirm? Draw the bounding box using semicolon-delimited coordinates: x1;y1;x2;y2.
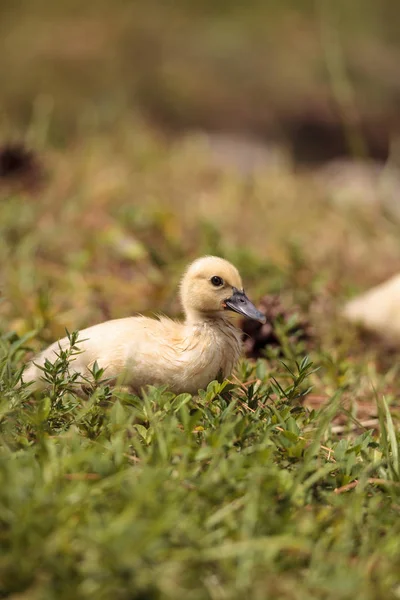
224;288;266;323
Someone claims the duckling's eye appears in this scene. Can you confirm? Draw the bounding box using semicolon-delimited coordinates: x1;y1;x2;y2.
211;275;224;287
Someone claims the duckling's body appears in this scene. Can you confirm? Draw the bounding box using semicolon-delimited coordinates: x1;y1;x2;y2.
22;256;265;394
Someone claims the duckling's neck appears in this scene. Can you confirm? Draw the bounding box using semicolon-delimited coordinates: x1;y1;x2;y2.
182;309;242;383
184;309;233;327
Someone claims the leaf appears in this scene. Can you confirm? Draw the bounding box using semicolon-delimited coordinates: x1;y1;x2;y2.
9;330;37;356
378;395;399;480
38;397;51;421
172;393;192;412
110;401;127;426
195;447;214;461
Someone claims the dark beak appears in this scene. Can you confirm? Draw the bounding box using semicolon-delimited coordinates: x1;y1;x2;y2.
224;288;266;323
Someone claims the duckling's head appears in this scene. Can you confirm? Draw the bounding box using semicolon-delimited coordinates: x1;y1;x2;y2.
180;256;266;324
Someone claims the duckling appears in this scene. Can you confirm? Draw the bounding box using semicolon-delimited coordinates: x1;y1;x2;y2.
343;273;400;342
22;256;266;395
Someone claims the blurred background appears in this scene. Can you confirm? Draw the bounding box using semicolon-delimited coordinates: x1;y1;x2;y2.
1;0;400;353
2;0;399;157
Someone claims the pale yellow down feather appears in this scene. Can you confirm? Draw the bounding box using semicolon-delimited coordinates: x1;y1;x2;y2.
22;256;264;395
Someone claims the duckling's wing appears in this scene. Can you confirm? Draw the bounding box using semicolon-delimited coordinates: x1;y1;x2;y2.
22;316;150;390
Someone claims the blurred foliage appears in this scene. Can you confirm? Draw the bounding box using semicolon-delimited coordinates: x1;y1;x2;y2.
1;0;399;157
1;335;400;599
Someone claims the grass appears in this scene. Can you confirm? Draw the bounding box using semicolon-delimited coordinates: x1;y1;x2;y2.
1;336;400;599
1;116;400;599
1;2;400;595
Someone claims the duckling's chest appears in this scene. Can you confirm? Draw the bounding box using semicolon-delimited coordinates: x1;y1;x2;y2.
176;322;242;393
120;319;242;395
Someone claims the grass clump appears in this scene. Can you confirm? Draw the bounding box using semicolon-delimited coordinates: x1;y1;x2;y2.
1;329;400;599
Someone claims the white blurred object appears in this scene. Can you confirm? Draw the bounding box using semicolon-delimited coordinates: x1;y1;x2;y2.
343;274;400;340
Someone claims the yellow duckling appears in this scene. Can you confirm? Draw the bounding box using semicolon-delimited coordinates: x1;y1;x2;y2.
22;256;265;395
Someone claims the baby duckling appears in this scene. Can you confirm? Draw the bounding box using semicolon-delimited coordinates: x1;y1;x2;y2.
22;256;266;395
